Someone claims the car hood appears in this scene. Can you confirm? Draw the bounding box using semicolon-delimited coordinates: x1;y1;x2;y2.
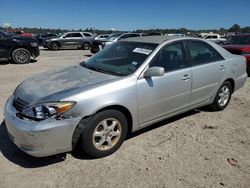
14;65;120;104
10;35;37;42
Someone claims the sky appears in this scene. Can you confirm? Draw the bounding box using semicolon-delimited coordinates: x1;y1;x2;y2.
0;0;250;31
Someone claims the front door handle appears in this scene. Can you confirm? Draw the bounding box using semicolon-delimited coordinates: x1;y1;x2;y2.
182;74;190;81
219;65;225;70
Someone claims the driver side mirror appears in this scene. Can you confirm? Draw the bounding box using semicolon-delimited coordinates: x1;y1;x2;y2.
144;67;165;78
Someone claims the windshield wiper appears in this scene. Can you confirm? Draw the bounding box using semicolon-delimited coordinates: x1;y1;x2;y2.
81;63;124;76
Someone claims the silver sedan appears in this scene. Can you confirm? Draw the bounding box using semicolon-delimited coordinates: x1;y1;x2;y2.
4;36;247;158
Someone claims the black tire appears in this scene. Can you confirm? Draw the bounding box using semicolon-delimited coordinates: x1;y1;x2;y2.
50;42;59;51
82;42;90;50
12;48;31;64
80;110;128;158
209;81;232;111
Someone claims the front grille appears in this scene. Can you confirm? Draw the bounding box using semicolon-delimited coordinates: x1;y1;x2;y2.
13;97;28;111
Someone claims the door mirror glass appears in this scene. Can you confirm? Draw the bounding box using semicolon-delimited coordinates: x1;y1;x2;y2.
144;67;165;78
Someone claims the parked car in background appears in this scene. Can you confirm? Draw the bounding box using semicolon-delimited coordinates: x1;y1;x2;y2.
4;36;247;158
35;33;58;45
164;33;185;37
91;33;142;54
43;32;94;50
94;34;110;40
0;30;39;64
203;34;226;44
222;34;250;75
9;30;35;38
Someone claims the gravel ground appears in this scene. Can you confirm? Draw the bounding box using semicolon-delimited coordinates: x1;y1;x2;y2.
0;48;249;188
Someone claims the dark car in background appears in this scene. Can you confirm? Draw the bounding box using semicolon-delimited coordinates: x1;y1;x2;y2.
222;34;250;75
35;33;58;45
0;30;39;64
90;33;142;54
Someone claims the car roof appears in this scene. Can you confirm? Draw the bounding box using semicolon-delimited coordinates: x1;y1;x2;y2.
122;35;191;44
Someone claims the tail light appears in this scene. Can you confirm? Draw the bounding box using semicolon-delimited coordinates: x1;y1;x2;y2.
244;56;247;69
242;47;250;55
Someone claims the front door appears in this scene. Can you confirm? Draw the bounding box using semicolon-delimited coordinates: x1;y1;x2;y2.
137;42;192;127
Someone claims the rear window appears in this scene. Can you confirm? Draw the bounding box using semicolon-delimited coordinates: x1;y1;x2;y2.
186;40;224;66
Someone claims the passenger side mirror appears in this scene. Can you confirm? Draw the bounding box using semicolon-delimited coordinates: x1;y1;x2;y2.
144;67;165;78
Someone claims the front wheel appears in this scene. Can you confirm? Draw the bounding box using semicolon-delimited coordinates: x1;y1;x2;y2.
80;110;128;158
12;48;31;64
209;81;232;111
50;42;59;50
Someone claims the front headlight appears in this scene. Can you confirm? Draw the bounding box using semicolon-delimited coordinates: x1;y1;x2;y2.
30;42;38;47
20;101;76;121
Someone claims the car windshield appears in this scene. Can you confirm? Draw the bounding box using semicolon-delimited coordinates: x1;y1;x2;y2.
107;33;122;41
224;35;250;45
81;41;158;76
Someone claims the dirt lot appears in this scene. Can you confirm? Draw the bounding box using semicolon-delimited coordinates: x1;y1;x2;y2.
0;48;249;188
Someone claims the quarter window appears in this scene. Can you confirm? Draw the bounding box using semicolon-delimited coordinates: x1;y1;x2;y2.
149;42;187;72
186;40;223;66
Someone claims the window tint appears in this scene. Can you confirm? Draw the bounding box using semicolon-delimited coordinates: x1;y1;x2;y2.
71;33;82;37
65;33;73;37
187;40;223;66
82;33;91;37
149;42;186;72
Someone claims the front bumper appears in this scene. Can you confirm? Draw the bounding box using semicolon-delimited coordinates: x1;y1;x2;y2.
30;46;40;58
4;95;82;157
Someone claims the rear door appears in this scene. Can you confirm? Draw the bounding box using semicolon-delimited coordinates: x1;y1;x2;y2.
137;41;192;126
61;33;83;48
185;40;227;106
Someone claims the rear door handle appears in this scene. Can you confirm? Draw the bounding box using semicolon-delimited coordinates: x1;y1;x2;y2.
182;74;190;81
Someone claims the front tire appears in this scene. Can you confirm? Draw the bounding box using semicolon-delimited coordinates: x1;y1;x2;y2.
12;48;31;64
80;110;128;158
209;81;232;111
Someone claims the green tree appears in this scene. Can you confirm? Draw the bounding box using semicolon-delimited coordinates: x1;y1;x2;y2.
228;24;241;32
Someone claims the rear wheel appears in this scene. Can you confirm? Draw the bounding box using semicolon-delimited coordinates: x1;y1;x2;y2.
12;48;31;64
82;42;90;50
209;81;232;111
50;42;59;50
80;110;128;158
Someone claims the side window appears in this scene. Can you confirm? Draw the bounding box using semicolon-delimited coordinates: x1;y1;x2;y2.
187;40;224;66
82;33;91;37
149;42;187;72
71;33;82;37
205;36;212;39
65;33;73;38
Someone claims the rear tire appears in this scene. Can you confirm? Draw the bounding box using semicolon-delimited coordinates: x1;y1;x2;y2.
80;110;128;158
12;48;31;64
209;81;232;111
50;42;59;50
82;42;90;50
